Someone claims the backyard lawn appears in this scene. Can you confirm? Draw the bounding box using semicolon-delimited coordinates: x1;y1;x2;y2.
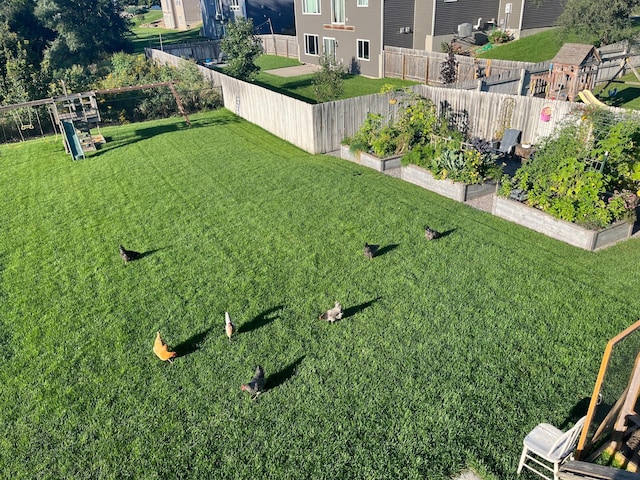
2;109;640;479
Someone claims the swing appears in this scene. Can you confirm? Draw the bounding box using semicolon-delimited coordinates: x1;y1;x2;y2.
17;108;35;130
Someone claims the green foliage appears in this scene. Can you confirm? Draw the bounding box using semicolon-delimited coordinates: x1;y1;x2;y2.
502;111;640;229
488;29;513;45
95;53;221;123
405;138;502;184
557;0;640;46
220;18;263;81
312;54;346;103
345;88;441;158
439;43;458;84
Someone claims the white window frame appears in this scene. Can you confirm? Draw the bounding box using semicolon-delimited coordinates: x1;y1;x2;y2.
304;34;319;56
357;0;368;6
357;39;370;61
302;0;320;14
323;37;337;63
229;0;240;11
331;0;345;24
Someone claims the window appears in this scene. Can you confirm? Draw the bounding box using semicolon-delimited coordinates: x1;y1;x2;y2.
323;37;337;63
331;0;345;24
230;0;240;10
302;0;320;14
357;39;370;60
304;34;319;56
357;0;368;6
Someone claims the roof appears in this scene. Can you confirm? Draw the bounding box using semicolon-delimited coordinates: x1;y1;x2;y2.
551;43;601;66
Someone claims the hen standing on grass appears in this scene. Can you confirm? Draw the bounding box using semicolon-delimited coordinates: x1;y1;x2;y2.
319;301;343;323
225;312;236;341
153;331;177;363
119;245;140;264
364;242;377;259
241;365;265;399
424;226;442;240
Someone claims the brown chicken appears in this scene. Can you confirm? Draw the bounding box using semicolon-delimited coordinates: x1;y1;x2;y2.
241;365;265;399
153;331;177;363
424;226;442;240
319;301;343;323
119;245;140;264
225;311;236;342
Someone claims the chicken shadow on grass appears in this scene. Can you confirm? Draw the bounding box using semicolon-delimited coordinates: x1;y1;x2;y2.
437;229;456;239
238;305;284;334
374;244;399;257
265;356;305;392
173;327;213;358
342;297;381;319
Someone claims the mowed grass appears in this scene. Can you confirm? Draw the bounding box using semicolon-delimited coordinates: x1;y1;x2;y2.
252;56;418;103
2;109;640;479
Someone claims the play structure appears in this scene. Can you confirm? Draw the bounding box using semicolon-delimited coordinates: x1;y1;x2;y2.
577;89;607;107
529;43;601;102
0;81;190;160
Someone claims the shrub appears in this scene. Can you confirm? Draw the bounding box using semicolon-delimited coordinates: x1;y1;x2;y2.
312;54;346;103
488;30;512;44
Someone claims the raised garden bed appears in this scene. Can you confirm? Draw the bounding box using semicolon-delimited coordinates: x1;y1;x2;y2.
493;196;634;251
340;145;402;172
401;164;497;202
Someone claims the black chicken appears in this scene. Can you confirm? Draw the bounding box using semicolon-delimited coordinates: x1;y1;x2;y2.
119;245;141;264
241;365;265;399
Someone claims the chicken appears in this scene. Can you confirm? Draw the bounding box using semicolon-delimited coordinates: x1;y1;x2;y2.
225;311;236;342
153;331;177;363
241;365;265;399
424;225;442;240
363;242;377;259
319;301;343;323
119;245;140;264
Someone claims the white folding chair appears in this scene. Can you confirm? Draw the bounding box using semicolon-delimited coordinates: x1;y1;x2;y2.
517;416;587;480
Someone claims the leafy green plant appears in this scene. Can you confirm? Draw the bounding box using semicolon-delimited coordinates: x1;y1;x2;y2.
488;29;513;44
220;17;263;81
500;113;639;229
312;54;347;103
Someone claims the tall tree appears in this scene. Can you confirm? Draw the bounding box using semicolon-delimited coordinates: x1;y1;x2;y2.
557;0;640;46
35;0;131;69
220;18;262;81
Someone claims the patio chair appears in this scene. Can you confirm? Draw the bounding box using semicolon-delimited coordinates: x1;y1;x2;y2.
491;128;522;159
517;416;587;480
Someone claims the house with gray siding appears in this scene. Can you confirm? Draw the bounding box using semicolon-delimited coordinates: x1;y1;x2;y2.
200;0;295;39
295;0;565;78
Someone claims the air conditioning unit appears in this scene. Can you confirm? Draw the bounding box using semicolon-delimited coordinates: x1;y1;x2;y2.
457;22;472;38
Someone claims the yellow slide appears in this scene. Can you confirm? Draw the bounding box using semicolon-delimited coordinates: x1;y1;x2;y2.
578;90;606;107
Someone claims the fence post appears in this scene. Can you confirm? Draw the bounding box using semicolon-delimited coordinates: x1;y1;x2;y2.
517;68;526;96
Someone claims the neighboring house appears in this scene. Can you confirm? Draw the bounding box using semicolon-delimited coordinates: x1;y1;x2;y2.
200;0;295;39
295;0;565;78
295;0;384;78
161;0;202;30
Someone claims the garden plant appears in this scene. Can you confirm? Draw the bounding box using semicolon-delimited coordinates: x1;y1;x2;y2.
499;108;640;229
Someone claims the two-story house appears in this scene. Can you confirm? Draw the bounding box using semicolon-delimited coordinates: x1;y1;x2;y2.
296;0;565;78
200;0;295;39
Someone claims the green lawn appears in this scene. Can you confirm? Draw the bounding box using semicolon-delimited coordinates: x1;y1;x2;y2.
2;109;640;479
251;55;418;103
593;72;640;110
129;11;202;54
477;29;598;62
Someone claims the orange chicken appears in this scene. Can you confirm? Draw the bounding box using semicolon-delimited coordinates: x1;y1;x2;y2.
153;331;177;362
225;312;236;341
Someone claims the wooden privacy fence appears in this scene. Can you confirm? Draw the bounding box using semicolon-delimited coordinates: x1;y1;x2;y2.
259;34;299;58
148;48;623;155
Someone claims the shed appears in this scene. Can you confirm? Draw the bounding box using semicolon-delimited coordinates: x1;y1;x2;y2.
530;43;601;101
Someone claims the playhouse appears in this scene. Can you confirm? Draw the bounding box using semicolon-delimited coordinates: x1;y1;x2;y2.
529;43;601;102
